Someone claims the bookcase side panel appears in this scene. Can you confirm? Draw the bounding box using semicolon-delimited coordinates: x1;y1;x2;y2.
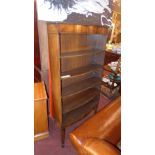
48;32;62;125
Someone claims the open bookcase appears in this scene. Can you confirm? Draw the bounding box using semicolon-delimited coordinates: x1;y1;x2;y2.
47;24;109;147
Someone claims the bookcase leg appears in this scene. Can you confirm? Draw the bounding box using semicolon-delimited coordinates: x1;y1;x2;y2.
61;127;65;148
94;104;98;114
94;96;100;114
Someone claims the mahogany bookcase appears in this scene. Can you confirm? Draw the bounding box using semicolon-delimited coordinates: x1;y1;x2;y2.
47;24;109;147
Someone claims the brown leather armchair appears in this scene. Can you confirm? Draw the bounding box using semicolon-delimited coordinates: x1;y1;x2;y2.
70;96;121;155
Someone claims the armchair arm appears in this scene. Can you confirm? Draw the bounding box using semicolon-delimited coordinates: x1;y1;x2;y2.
70;97;121;146
79;138;120;155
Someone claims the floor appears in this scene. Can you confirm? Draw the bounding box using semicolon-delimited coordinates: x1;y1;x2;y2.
34;94;111;155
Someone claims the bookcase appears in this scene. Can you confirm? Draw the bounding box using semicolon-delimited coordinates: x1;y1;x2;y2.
47;24;109;147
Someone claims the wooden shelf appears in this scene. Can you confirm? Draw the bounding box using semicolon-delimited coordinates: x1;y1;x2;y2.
61;64;102;79
62;88;99;114
62;77;101;97
63;97;98;127
61;49;103;58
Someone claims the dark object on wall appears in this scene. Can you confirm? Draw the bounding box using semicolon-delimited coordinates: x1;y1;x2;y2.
37;0;112;26
45;0;76;10
47;24;109;147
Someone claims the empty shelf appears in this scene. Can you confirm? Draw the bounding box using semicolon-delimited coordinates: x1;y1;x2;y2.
61;64;103;79
63;97;98;127
62;88;99;114
62;77;101;97
61;49;103;58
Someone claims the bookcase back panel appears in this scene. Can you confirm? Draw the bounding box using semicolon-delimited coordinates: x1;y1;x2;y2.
60;34;91;53
87;35;108;50
61;55;92;72
61;53;104;73
62;72;94;87
60;34;107;53
92;53;104;65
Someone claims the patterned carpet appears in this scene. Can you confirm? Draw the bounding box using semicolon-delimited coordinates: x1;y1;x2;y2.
34;94;111;155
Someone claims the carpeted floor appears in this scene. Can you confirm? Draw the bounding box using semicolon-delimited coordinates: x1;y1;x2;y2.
34;94;111;155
